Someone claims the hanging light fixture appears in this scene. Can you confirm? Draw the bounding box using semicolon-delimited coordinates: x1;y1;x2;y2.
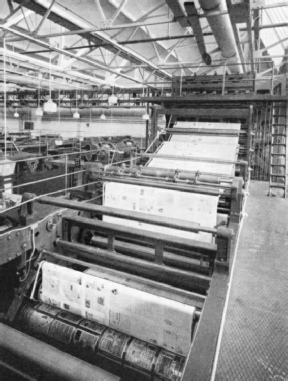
14;109;19;118
35;76;43;117
43;53;57;113
100;110;106;120
108;88;118;105
142;112;149;120
35;107;43;117
73;89;80;119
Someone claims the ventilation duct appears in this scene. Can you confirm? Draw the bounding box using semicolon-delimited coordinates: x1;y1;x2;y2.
198;0;243;73
184;2;211;65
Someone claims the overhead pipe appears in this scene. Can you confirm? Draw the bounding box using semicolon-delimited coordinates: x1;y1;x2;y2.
198;0;243;73
46;107;147;118
0;105;147;118
0;73;93;91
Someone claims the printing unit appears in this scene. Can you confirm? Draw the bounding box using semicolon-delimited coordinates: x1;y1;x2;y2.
0;114;249;381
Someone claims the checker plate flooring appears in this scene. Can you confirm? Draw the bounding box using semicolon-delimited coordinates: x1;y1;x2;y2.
215;181;288;381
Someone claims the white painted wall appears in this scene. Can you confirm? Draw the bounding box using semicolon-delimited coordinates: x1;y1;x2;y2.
0;109;146;139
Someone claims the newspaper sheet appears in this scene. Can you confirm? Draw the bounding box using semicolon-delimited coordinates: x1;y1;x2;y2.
149;122;240;176
40;262;195;355
103;182;218;242
148;138;238;176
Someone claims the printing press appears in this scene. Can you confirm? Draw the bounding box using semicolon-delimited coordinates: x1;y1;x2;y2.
0;120;250;381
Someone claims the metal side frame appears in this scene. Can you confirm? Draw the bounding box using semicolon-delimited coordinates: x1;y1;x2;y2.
181;220;240;380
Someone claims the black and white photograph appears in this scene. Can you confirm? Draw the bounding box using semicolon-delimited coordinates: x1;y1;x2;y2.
0;0;287;380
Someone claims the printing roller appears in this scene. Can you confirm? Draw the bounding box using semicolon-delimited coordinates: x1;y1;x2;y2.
0;322;118;381
17;301;186;381
103;165;223;184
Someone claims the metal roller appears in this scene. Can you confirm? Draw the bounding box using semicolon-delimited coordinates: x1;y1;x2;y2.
103;165;222;184
17;302;186;381
0;322;119;381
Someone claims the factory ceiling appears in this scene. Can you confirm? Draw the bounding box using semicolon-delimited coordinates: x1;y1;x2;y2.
0;0;287;93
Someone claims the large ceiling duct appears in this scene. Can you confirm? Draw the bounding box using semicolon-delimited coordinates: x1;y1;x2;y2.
166;0;211;65
198;0;243;73
165;0;190;27
184;2;211;66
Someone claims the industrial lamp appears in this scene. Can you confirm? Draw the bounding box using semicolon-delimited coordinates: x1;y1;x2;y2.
0;159;16;176
43;53;57;113
43;98;57;113
35;107;43;117
73;89;80;119
14;109;19;118
100;111;106;120
73;111;80;119
142;113;149;120
108;94;118;105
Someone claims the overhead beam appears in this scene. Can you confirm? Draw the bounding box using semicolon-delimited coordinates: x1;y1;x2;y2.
265;9;287;51
109;1;167;39
162;35;187;63
109;0;127;24
92;0;106;23
0;26;166;87
0;65;94;90
34;21;288;39
28;10;239;39
33;0;56;36
0;48;114;87
1;8;34;28
6;0;14;13
1;5;21;23
256;37;288;57
36;19;176;38
251;1;288;10
12;0;172;81
227;0;246;73
246;1;255;72
21;33;208;54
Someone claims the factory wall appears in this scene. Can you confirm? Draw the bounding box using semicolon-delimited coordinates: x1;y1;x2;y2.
0;108;147;140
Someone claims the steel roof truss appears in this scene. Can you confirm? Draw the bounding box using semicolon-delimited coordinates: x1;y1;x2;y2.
109;0;127;25
33;0;56;36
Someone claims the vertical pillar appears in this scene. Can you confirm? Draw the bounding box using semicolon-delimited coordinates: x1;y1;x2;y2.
145;88;150;150
150;106;158;153
247;105;254;181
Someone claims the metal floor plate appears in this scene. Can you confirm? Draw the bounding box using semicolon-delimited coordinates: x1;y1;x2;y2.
215;181;288;381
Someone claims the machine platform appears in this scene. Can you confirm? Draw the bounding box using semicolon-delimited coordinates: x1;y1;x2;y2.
215;181;288;380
